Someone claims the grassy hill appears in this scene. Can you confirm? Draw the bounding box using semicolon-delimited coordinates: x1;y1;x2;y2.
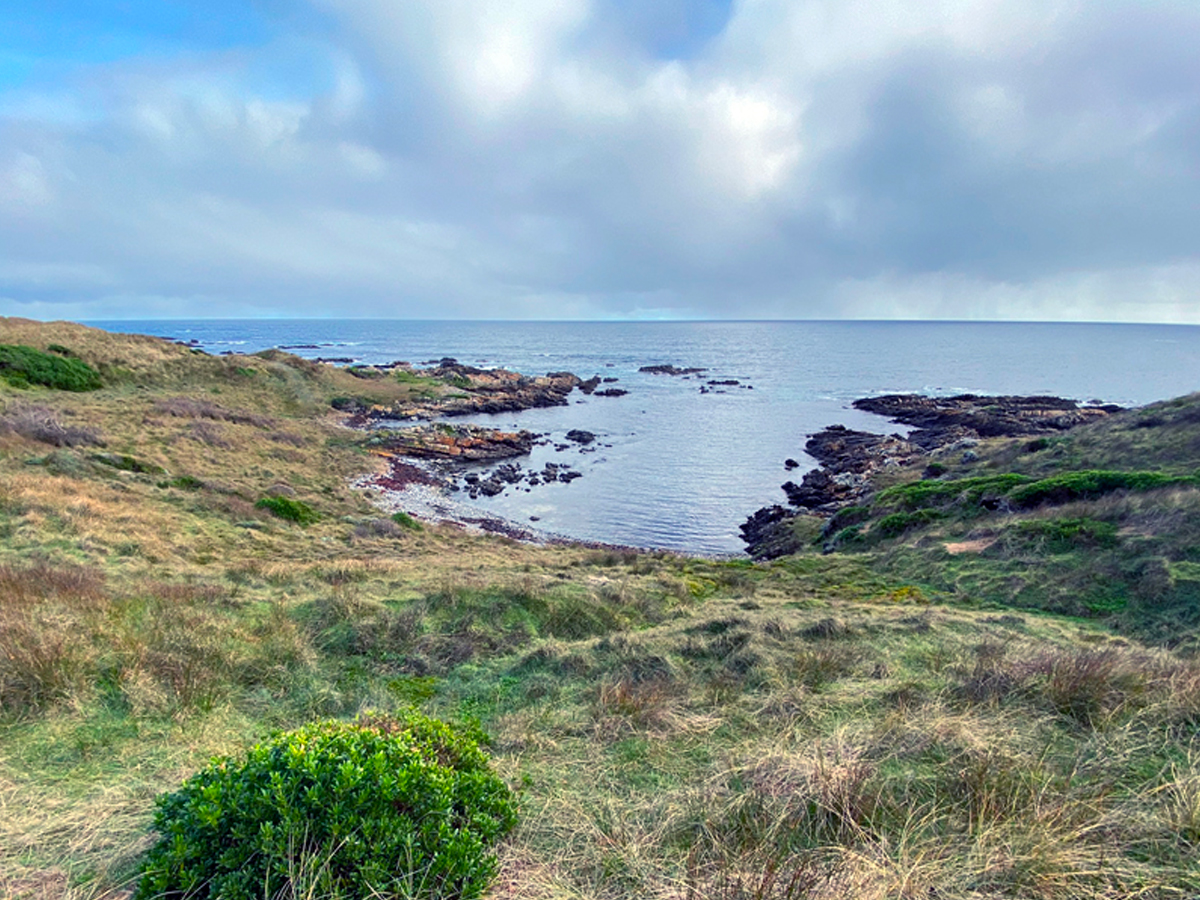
1;319;1197;899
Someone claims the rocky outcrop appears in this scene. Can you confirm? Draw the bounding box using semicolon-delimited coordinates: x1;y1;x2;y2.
738;505;806;560
367;425;535;461
853;394;1119;448
367;363;581;421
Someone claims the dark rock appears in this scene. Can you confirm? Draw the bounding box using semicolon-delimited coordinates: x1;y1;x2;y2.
368;424;535;461
578;376;602;394
852;394;1116;441
566;429;596;445
784;458;800;470
639;364;708;376
707;379;740;386
595;388;628;397
739;505;804;560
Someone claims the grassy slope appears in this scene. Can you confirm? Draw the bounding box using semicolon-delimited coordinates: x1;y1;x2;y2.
1;319;1198;900
797;394;1200;648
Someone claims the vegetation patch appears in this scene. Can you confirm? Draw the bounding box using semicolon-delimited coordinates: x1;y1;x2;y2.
1008;469;1194;508
875;508;945;539
255;495;320;525
0;344;102;391
392;510;424;531
876;473;1035;512
0;404;104;447
1011;516;1119;552
135;712;517;900
92;453;166;475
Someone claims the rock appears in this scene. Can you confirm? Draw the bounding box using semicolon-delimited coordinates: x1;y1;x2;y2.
707;379;740;386
368;424;535;461
595;388;628;397
853;394;1117;445
784;458;800;470
639;364;708;376
371;364;581;420
578;376;602;394
566;429;596;445
739;505;805;560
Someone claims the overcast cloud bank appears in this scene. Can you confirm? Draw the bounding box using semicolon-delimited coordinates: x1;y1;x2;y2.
1;0;1197;321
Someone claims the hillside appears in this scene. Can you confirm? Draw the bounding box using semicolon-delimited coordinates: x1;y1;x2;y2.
1;319;1198;900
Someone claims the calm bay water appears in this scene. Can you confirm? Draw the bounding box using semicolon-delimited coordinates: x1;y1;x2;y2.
93;320;1200;555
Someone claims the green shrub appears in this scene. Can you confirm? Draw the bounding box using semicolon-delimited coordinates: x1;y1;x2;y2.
255;495;320;525
1008;470;1192;509
877;474;1034;512
392;511;424;531
0;344;102;391
135;712;517;900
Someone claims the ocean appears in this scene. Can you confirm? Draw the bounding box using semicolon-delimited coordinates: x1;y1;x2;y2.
91;320;1200;555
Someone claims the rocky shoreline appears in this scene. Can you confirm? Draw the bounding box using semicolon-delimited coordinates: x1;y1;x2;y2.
740;393;1123;559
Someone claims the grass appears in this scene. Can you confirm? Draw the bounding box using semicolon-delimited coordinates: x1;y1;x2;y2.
1;319;1199;899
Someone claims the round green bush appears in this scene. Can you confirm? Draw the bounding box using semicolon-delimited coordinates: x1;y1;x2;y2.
135;712;518;900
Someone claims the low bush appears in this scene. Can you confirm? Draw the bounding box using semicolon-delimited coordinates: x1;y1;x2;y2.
0;344;102;391
255;495;320;525
392;510;424;531
1008;470;1193;509
135;712;518;900
876;474;1034;512
0;404;104;447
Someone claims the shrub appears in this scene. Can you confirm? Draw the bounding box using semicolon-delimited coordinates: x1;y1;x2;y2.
135;712;518;900
876;474;1034;512
256;495;320;525
1008;470;1192;509
0;404;104;447
392;511;424;531
0;344;102;391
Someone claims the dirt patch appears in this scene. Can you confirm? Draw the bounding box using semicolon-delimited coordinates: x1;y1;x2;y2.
943;538;996;555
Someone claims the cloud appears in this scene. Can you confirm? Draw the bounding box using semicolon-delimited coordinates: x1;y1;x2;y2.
0;0;1197;321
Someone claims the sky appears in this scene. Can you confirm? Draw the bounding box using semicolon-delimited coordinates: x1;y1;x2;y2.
0;0;1198;322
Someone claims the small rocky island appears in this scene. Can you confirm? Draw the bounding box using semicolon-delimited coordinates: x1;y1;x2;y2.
741;393;1122;559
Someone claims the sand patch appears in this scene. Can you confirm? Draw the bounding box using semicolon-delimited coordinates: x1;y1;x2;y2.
943;538;995;555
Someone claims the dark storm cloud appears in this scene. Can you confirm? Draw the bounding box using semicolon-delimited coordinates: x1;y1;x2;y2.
0;0;1197;321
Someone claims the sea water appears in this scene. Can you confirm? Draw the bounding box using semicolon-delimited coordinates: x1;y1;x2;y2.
92;320;1200;554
